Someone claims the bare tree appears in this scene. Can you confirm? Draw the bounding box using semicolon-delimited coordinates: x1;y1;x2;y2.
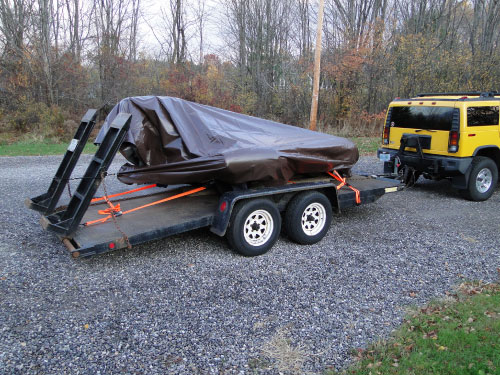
129;0;140;61
224;0;294;114
191;0;210;63
93;0;141;104
0;0;31;55
170;0;187;64
65;0;81;61
467;0;500;57
37;0;56;104
150;0;191;64
297;0;312;59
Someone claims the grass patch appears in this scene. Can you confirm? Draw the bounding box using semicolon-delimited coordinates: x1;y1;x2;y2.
0;137;380;157
328;281;500;375
351;137;380;155
0;140;98;156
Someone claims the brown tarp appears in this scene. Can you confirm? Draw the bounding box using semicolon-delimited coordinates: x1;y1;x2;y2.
96;96;359;185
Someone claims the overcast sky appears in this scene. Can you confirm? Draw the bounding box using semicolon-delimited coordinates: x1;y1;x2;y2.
138;0;228;62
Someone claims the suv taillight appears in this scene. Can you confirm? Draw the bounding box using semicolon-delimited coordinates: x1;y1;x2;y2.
383;126;390;144
383;108;392;145
448;108;461;153
448;131;459;152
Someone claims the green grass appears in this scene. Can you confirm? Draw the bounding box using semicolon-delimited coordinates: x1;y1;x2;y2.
327;282;500;375
0;137;379;157
351;137;380;155
0;140;98;156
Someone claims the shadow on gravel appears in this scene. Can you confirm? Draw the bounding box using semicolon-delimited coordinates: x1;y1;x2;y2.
408;179;460;198
76;227;232;265
410;178;500;200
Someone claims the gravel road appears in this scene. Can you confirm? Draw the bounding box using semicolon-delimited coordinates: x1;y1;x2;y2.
1;155;499;374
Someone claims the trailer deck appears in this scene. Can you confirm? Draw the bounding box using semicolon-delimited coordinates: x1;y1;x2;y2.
51;188;218;257
37;175;400;258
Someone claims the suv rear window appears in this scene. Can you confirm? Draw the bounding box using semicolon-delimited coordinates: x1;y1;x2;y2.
390;106;454;131
467;106;499;126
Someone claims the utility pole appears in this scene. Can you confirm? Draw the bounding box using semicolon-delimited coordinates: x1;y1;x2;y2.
309;0;324;131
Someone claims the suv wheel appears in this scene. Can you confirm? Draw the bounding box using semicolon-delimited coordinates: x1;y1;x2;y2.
460;156;498;201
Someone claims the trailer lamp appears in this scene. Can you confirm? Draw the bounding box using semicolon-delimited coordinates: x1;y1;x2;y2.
109;242;115;249
219;201;227;212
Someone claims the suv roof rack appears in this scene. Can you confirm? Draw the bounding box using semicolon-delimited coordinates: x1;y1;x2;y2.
416;91;499;98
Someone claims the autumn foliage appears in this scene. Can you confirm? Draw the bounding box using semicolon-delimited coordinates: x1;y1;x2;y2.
1;0;499;142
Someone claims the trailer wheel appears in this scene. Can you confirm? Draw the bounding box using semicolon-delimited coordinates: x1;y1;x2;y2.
459;156;498;201
226;199;281;256
285;191;332;245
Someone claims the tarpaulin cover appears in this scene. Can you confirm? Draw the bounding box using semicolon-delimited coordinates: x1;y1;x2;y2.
96;96;359;186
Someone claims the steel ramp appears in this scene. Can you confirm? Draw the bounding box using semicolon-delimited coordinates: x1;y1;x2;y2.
26;109;98;214
42;113;132;235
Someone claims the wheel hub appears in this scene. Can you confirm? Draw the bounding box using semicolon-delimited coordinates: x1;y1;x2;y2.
301;202;327;236
251;222;260;231
244;209;274;246
476;168;493;193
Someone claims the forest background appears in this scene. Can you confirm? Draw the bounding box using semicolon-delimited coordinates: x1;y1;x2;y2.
0;0;499;144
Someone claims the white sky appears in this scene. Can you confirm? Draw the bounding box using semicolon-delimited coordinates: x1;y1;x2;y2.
138;0;228;62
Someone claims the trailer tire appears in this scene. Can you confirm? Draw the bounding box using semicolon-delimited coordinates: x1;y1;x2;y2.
285;191;332;245
226;199;281;256
459;156;498;201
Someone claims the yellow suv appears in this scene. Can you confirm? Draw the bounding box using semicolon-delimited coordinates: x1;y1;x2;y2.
377;92;500;201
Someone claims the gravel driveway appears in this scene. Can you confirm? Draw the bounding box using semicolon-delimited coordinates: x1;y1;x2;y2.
1;155;499;374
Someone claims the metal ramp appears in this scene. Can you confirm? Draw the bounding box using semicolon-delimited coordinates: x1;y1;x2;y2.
41;113;132;235
26;113;132;236
26;109;98;214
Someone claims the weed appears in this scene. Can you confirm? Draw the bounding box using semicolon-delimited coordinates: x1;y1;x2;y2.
262;326;309;374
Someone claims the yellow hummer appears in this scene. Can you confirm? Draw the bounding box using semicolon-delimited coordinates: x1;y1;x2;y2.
377;91;500;201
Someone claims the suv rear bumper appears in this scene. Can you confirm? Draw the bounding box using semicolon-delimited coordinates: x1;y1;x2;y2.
377;148;472;177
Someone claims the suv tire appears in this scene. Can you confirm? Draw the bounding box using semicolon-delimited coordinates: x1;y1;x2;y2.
460;156;498;201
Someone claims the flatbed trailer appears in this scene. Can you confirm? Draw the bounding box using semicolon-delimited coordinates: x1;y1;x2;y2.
26;111;401;258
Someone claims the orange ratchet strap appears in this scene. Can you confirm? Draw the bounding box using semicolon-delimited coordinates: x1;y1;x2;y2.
98;203;121;215
328;170;361;205
91;184;157;203
84;186;206;226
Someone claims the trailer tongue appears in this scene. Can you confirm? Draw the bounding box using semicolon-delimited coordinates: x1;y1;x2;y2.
27;109;401;258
